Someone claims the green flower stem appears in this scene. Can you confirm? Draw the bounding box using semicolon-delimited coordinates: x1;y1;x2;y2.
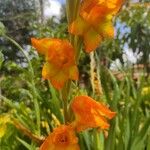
66;0;80;24
74;36;82;62
4;35;41;136
61;81;71;124
93;129;102;150
61;0;80;124
63;98;68;124
66;0;81;57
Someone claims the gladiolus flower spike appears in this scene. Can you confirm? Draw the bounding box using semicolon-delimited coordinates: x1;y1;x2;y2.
31;38;79;90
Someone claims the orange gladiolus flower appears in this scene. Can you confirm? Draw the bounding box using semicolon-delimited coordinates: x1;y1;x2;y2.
69;0;124;52
40;125;80;150
71;96;116;132
31;38;78;89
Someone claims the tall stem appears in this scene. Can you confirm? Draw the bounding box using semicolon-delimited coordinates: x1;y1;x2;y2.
61;81;71;124
66;0;81;45
62;0;81;124
93;129;103;150
4;35;41;136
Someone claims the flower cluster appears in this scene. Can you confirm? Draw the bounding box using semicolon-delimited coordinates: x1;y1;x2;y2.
40;96;116;150
69;0;124;52
31;38;78;89
31;1;123;89
31;0;123;149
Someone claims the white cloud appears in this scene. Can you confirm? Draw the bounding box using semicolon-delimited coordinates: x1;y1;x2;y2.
43;0;61;20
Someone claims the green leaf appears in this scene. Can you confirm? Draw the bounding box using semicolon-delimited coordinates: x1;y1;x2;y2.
130;118;150;150
0;22;6;35
49;82;63;123
17;137;31;150
0;51;4;69
17;137;37;150
82;131;91;150
108;70;121;109
93;129;104;150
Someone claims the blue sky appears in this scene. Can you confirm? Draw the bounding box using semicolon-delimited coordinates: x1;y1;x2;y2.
44;0;62;19
57;0;65;4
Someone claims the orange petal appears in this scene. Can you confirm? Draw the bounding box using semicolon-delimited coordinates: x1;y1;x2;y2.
40;135;53;150
42;62;68;89
71;96;116;131
50;70;69;90
80;0;105;13
40;125;80;150
83;28;102;52
46;39;75;68
80;0;124;25
80;0;98;15
73;110;110;132
66;145;80;150
81;5;109;26
69;65;79;80
106;0;124;12
31;38;53;55
93;110;110;129
42;62;59;80
99;21;115;38
69;17;89;35
96;103;116;119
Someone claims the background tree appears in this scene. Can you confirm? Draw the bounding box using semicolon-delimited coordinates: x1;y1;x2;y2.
0;0;41;63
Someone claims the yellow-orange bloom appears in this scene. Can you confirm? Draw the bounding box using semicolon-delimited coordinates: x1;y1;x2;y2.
69;0;124;52
31;38;78;89
71;96;116;132
80;0;124;20
40;125;80;150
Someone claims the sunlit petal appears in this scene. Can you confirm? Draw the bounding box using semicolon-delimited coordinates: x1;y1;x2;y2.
83;28;102;52
31;38;78;89
40;125;80;150
71;96;116;132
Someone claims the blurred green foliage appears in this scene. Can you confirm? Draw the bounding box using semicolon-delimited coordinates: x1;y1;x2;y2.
0;0;150;150
118;2;150;72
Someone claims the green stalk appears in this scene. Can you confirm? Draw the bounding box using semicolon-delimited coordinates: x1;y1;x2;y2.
62;0;81;124
66;0;80;24
4;35;41;135
63;98;69;124
66;0;81;48
93;129;103;150
61;81;71;124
